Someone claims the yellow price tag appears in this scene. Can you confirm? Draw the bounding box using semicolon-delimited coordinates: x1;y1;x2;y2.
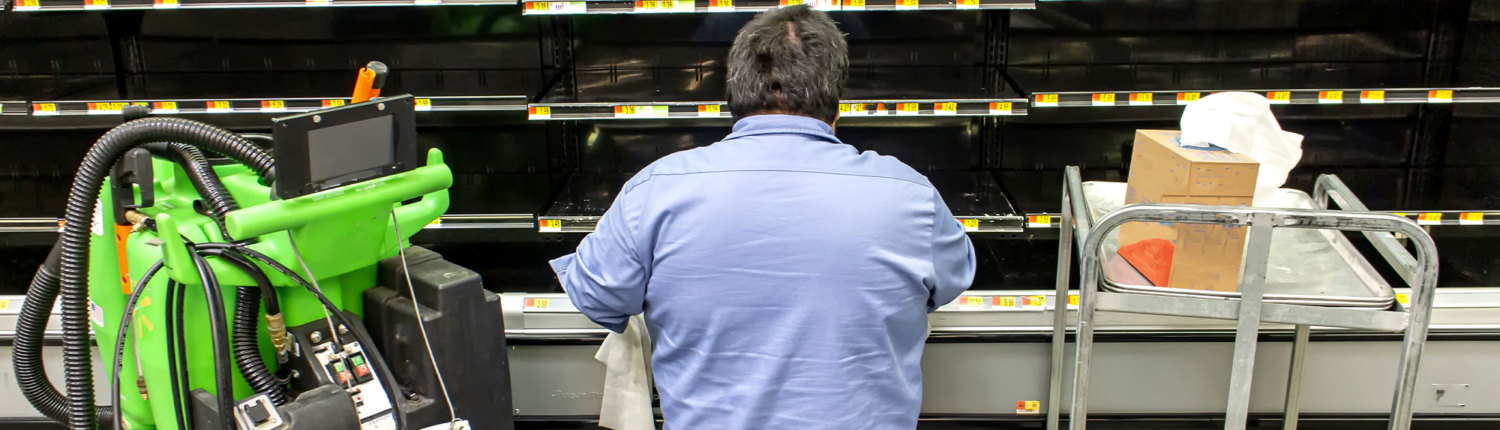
700;105;719;114
996;296;1016;308
844;0;863;6
533;106;551;116
20;0;39;6
415;98;433;111
1035;94;1059;106
895;0;917;7
1028;215;1051;227
961;219;979;231
1429;90;1454;102
155;101;177;111
957;0;977;6
324;99;346;107
839;104;850;113
662;0;676;8
640;0;657;8
535;298;551;308
89;0;108;6
208;100;231;111
540;219;562;232
1395;293;1409;305
1177;92;1201;104
261;100;286;112
715;0;731;6
1068;295;1079;307
1459;213;1483;225
427;218;442;227
781;0;802;5
1361;90;1386;103
989;102;1012;114
1130;93;1153;104
1024;295;1045;307
897;103;919;112
620;106;638;115
1417;213;1443;225
0;300;10;310
1319;90;1343;104
936;102;957;113
1017;400;1041;414
1092;93;1115;104
963;296;983;307
1268;91;1291;102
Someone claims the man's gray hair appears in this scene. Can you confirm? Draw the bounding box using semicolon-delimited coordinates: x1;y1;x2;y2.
726;5;850;123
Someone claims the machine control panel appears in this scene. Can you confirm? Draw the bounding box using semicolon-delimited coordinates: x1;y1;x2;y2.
311;340;395;429
234;394;286;430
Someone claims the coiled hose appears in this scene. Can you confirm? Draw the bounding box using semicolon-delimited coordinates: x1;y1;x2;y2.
13;243;113;424
25;117;273;430
144;142;240;217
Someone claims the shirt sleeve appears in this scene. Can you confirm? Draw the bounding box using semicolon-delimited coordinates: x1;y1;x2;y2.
927;188;977;312
549;180;650;333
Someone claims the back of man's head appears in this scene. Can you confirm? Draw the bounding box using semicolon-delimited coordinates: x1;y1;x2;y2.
726;5;849;124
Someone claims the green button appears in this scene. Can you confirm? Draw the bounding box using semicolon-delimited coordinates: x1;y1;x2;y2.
333;362;346;372
350;355;365;366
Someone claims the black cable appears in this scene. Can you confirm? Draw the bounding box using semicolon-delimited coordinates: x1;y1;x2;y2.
198;248;287;405
165;280;189;430
110;261;164;430
187;249;237;429
196;243;409;430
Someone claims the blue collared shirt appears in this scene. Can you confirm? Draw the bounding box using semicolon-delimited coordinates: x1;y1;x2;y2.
551;114;977;430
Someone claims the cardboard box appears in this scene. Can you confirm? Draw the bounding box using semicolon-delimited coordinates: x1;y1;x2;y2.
1121;130;1260;292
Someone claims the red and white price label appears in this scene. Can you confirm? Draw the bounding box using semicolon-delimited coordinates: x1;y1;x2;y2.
1129;93;1153;106
1267;91;1292;104
1318;90;1343;104
1091;93;1115;107
527;1;586;13
960;218;979;232
1027;215;1052;228
1417;213;1442;225
14;0;41;11
958;296;986;309
260;100;287;113
322;99;346;108
1176;92;1201;105
1359;90;1386;104
1017;401;1041;415
988;102;1013;115
895;103;919;115
206;101;233;113
1034;94;1059;107
415;98;433;111
539;219;563;233
1459;213;1484;226
87;102;126;115
529;106;552;120
32;103;59;116
1020;295;1046;310
1428;90;1453;103
524;298;552;310
698;104;723;117
934;102;957;115
305;0;330;5
152;101;179;114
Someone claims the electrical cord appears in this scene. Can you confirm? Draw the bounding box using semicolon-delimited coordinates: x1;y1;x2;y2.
389;210;459;428
187;248;237;429
198;248;288;405
164;280;190;430
195;243;410;430
284;232;346;353
109;260;163;430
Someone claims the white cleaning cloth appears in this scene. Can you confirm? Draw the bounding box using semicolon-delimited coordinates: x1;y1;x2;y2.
1179;91;1305;206
596;315;655;430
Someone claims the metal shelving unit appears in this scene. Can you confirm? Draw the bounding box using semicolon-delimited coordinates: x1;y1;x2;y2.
1029;88;1500;108
521;0;1033;15
10;0;514;11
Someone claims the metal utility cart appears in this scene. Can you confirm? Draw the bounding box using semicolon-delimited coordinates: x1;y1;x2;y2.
1045;166;1440;430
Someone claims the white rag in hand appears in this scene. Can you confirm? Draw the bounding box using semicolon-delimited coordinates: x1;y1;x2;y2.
595;315;655;430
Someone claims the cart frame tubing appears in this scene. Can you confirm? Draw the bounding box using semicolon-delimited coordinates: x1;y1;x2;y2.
1046;167;1439;430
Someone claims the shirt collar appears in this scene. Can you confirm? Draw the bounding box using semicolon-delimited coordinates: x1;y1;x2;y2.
722;114;840;144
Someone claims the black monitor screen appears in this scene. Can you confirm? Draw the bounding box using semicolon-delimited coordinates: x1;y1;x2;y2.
307;114;394;184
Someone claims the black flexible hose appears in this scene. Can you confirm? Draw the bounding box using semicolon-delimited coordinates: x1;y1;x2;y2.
163;280;188;430
12;242;113;424
196;243;409;430
143;142;241;219
48;117;273;430
188;249;237;429
199;248;286;405
110;261;163;430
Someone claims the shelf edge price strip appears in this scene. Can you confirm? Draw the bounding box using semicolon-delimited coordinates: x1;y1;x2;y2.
1428;90;1453;103
524;298;553;310
1360;90;1386;104
1034;94;1059;108
1318;90;1343;104
894;0;917;10
1177;92;1201;105
1020;295;1046;310
698;104;722;117
1091;93;1115;107
992;296;1018;310
841;0;863;9
895;102;919;115
839;103;870;116
1267;91;1292;104
1027;215;1051;228
1129;93;1153;106
956;0;978;9
154;0;179;8
153;101;179;114
260;100;287;113
15;0;41;11
1417;213;1442;226
527;1;586;13
960;218;979;232
934;102;957;116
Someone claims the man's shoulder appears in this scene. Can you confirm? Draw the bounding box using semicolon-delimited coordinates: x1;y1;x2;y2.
627;140;936;192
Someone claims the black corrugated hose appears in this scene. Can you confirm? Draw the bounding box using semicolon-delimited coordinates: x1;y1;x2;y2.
18;117;273;430
12;242;114;424
199;248;288;405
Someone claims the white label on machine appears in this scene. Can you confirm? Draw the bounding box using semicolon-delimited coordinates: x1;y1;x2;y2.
89;300;104;327
90;200;104;237
418;420;470;430
364;413;397;430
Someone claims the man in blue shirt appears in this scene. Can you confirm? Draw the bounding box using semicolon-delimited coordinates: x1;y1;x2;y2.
550;5;976;429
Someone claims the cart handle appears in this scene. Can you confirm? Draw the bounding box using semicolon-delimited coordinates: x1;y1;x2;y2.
1313;174;1422;288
